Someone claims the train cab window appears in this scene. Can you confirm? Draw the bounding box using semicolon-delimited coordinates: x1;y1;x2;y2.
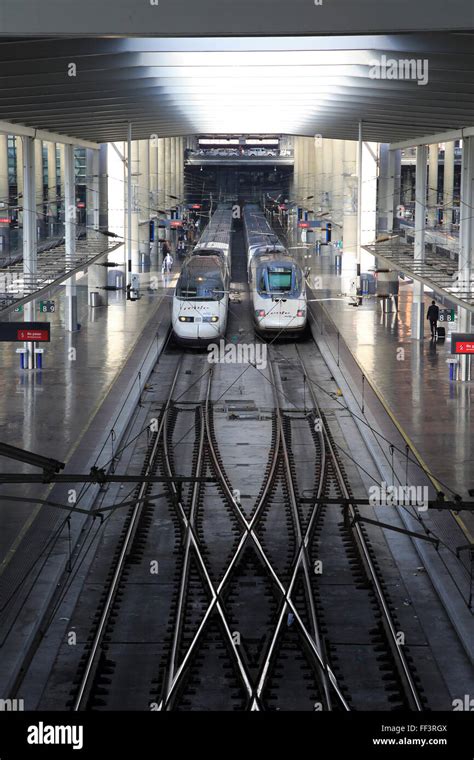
176;262;225;301
257;265;302;297
268;270;292;292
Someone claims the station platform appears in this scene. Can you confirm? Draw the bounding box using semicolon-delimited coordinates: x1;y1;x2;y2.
0;255;176;693
306;248;474;539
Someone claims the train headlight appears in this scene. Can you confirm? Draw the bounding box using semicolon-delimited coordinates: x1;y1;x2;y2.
255;309;266;318
297;309;306;318
210;315;219;323
178;315;193;322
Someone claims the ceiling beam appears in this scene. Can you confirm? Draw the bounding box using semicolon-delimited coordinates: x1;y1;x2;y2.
390;126;474;149
0;120;99;148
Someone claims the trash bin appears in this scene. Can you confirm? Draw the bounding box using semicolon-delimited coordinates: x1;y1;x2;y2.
89;291;101;307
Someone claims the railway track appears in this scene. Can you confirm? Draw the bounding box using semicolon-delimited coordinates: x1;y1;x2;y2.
41;335;427;712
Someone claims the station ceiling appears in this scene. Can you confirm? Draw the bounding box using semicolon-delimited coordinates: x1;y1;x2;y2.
0;33;473;144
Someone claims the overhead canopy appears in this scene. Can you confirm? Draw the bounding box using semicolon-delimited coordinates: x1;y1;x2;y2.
0;0;472;36
0;33;473;143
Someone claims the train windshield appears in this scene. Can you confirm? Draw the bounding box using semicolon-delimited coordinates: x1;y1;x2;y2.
176;259;225;301
257;264;303;297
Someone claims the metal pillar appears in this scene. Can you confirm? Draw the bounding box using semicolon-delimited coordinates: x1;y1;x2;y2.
158;137;165;211
34;140;43;241
86;148;100;238
150;137;159;264
322;139;333;213
389;147;402;232
138;139;150;261
331;139;343;231
16;136;24;200
458;136;473;381
64;143;78;332
356;121;363;297
126;123;132;286
131;140;140;272
47;142;57;236
412;145;427;340
443;141;455;230
428;143;439;229
0;134;9;256
87;148;107;307
22;136;37;367
378;143;400;234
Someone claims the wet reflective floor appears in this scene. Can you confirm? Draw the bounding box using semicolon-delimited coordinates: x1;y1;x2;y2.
307;250;473;523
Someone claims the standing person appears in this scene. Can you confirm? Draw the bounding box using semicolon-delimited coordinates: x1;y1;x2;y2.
427;300;439;338
162;251;173;274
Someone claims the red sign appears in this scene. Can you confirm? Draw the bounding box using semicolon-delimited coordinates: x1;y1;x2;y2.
0;217;9;224
170;220;183;228
298;222;310;228
17;329;49;342
455;341;474;354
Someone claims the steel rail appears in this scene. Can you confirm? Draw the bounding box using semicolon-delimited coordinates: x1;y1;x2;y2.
295;345;424;711
72;358;183;711
202;364;349;711
160;368;254;710
254;352;338;710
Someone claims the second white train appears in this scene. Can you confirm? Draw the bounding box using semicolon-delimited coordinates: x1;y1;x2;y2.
243;205;307;337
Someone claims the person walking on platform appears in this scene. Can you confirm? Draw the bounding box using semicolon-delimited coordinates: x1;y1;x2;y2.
427;300;439;338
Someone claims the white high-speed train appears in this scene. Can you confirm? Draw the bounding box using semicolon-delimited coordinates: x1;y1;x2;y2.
243;205;307;337
172;206;232;345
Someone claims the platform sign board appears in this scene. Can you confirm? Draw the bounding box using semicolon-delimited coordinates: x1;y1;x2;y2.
451;333;474;354
298;220;324;228
439;308;455;322
0;322;51;342
39;300;55;313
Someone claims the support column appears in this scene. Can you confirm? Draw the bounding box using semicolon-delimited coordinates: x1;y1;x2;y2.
306;136;316;219
174;137;181;209
356;123;363;296
158;137;165;211
378;144;393;233
314;135;323;212
342;139;358;295
412;145;427;340
0;135;9;257
58;144;65;231
16;136;24;201
87;148;107;307
172;137;178;208
428;143;439;229
22;137;37;368
387;147;402;232
177;137;184;208
443;141;455;230
150;137;159;264
165;138;172;231
331;140;344;231
64;143;78;332
126;126;132;286
138;139;150;261
34;140;43;241
131;140;140;272
46;141;57;237
322;139;333;213
458;136;473;381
